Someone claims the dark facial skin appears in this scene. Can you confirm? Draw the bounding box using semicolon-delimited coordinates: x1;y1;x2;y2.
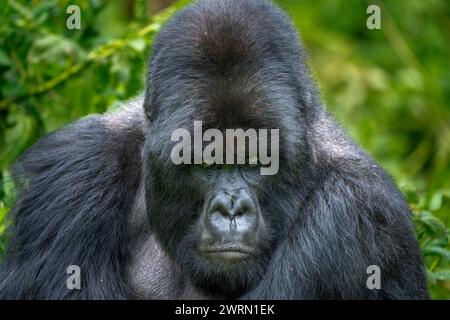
198;183;262;262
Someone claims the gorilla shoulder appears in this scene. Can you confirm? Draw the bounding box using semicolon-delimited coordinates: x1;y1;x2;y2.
0;97;146;299
15;97;146;188
311;110;413;222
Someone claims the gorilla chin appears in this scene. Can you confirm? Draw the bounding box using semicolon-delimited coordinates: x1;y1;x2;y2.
180;239;270;299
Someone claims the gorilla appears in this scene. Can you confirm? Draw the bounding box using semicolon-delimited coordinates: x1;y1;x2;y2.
0;0;428;299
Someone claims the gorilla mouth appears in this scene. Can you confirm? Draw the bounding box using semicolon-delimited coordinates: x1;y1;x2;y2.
200;246;256;263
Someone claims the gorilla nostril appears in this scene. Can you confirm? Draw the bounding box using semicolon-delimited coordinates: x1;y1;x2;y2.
207;189;257;222
208;198;229;216
236;198;256;216
219;208;229;218
234;208;247;217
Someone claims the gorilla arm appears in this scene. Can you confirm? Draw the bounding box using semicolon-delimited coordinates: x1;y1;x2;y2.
242;123;428;300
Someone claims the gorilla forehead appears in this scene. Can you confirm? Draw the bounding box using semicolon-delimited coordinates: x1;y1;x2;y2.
150;0;303;77
145;0;306;129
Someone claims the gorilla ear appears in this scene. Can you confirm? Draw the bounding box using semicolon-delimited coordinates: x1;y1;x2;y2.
144;108;152;121
143;89;156;121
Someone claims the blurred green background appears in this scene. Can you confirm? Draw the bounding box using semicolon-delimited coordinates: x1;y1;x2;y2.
0;0;448;299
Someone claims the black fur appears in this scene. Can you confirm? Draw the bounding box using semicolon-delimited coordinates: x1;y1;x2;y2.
0;106;145;299
0;0;428;299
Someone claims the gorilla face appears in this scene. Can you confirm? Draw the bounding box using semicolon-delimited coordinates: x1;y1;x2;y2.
143;118;282;297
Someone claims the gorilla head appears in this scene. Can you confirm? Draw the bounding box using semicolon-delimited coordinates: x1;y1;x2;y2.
142;0;315;297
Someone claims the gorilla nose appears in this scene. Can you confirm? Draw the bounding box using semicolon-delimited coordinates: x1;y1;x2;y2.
205;189;258;240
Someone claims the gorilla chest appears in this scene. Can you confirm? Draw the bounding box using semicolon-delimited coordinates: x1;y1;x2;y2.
127;234;206;299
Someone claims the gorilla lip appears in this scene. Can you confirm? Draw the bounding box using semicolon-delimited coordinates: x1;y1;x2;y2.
200;246;255;261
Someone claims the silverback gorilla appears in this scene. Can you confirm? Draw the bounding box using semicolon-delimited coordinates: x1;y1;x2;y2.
0;0;428;299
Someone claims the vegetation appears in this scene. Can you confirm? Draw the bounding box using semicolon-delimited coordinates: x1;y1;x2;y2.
0;0;448;299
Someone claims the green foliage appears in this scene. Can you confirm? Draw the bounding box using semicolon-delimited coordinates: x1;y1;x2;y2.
408;189;450;299
0;0;448;299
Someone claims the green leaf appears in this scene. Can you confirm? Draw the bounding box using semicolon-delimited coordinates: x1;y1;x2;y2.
429;192;443;211
424;246;450;262
428;270;450;282
418;211;446;235
0;49;11;66
403;187;419;204
128;39;146;52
